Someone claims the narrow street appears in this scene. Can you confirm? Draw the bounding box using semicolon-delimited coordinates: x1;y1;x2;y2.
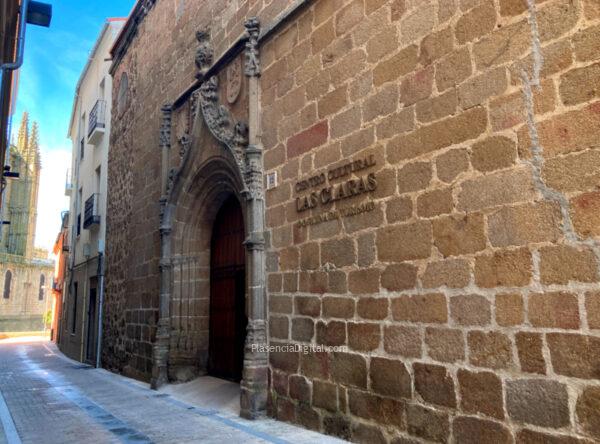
0;339;342;444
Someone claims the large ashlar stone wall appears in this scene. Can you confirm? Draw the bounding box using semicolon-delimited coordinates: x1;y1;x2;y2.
105;0;600;441
261;0;600;442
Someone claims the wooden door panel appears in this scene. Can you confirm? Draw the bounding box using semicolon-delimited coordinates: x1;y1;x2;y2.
209;197;246;382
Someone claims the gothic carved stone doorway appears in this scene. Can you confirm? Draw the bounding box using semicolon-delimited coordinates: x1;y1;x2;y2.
208;196;247;382
153;17;267;418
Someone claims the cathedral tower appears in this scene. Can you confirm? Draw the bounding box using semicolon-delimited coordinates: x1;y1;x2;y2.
0;112;41;259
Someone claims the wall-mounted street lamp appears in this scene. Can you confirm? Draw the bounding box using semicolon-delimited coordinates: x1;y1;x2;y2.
1;166;19;225
3;165;19;179
26;1;52;27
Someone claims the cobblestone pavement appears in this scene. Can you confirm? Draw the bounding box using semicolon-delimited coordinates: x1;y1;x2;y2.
0;340;345;444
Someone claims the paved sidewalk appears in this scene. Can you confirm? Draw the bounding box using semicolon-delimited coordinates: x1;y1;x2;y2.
0;419;6;444
0;339;345;444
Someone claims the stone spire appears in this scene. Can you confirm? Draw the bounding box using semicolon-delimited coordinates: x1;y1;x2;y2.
16;111;29;156
29;121;41;169
25;121;41;258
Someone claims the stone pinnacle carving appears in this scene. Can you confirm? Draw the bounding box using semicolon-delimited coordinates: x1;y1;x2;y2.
141;0;157;14
189;90;200;132
244;144;263;200
166;167;177;197
234;121;249;161
244;17;260;77
195;27;213;80
159;104;173;149
178;133;191;159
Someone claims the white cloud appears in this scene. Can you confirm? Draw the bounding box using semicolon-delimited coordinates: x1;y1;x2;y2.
35;146;71;253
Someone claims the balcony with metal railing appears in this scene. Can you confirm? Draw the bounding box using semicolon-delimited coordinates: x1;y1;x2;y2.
64;168;73;196
87;99;106;145
83;193;100;229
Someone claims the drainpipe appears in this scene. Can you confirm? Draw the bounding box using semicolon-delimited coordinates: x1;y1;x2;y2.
0;0;52;73
80;255;88;362
95;251;104;368
0;0;29;72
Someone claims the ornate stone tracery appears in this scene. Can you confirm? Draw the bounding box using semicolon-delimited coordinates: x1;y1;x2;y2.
198;78;236;145
161;19;264;202
197;76;249;183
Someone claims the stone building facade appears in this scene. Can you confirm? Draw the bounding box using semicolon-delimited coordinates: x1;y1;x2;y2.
0;259;53;331
51;211;70;343
105;0;600;442
58;18;125;365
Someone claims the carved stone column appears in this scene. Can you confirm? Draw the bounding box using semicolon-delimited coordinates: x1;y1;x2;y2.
152;104;173;389
159;104;173;194
240;16;269;420
151;221;172;389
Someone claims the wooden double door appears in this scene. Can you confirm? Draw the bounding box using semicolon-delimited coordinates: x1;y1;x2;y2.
208;196;247;382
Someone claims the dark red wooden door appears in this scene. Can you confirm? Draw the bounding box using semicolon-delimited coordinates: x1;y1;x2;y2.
209;196;247;382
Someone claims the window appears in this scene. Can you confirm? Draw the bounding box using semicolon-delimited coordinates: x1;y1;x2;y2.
95;165;101;194
3;270;11;299
117;72;128;115
71;282;78;334
38;274;45;301
77;188;82;237
99;77;105;100
79;111;85;160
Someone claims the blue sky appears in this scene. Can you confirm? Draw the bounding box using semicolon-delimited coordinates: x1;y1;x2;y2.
13;0;134;252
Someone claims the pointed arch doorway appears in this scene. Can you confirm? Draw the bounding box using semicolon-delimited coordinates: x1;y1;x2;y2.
208;195;247;382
